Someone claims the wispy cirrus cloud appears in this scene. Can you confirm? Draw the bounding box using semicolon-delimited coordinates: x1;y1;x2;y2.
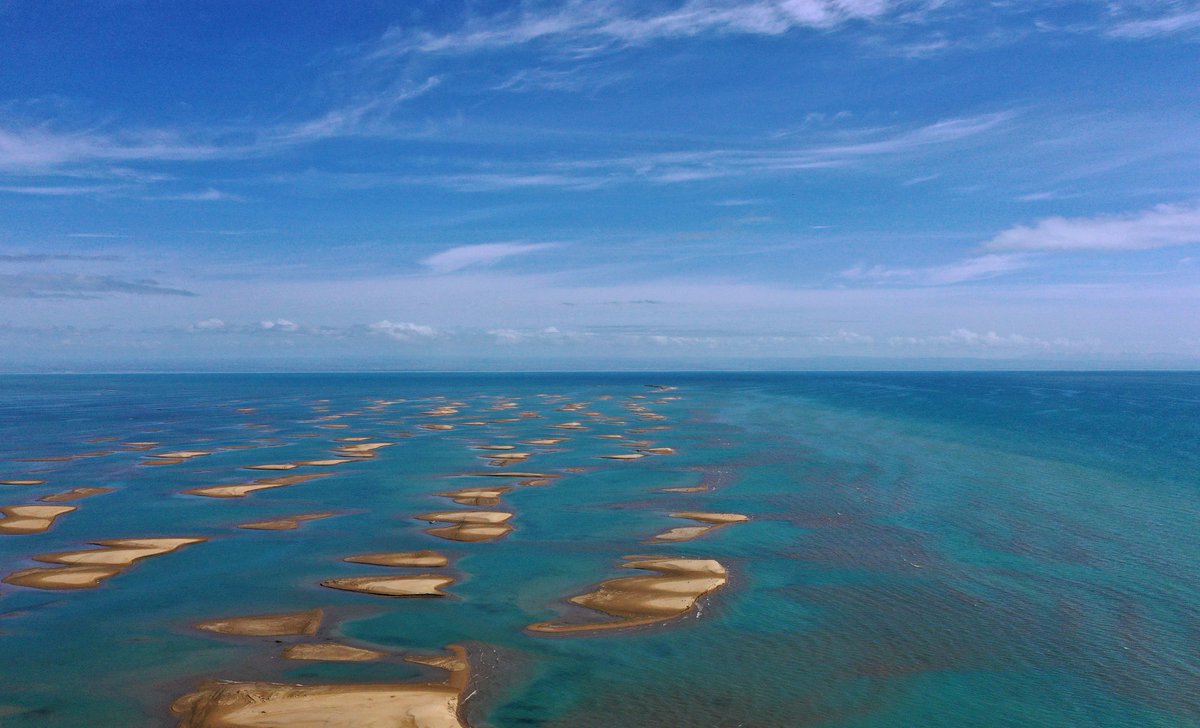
983;202;1200;252
0;273;195;299
841;253;1030;285
420;242;559;273
375;0;932;59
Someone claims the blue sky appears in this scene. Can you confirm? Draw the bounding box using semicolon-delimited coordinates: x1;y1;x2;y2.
1;0;1198;370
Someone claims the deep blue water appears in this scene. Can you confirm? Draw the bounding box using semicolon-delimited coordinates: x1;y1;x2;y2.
0;372;1197;726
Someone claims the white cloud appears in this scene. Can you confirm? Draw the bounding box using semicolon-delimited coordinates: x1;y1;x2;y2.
842;253;1029;285
369;320;438;341
887;328;1097;352
1108;8;1200;38
421;243;558;273
378;0;921;58
984;202;1200;252
260;319;301;332
816;329;875;344
191;318;225;331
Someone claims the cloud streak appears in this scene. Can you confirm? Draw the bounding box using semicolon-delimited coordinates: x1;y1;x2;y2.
421;242;559;273
0;273;195;299
842;253;1030;285
984;202;1200;252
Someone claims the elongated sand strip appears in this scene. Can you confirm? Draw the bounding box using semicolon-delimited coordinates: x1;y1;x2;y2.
195;609;323;637
639;447;677;455
173;646;470;727
419;511;514;543
418;511;513;524
418;423;455;431
651;513;748;542
528;557;728;634
0;505;77;535
333;442;394;457
239;512;336;531
3;565;124;590
321;574;454;597
474;444;516;450
299;459;355;467
436;486;512;506
184;473;329;499
598;453;647;460
172;680;464;727
5;537;205;590
283;642;386;662
0;479;46;486
344;550;448;568
148;451;211;460
39;487;114;502
458;471;558;479
658;485;709;493
481;452;531;460
520;438;566;446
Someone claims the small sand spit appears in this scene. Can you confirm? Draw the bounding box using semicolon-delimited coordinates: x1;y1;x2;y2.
0;505;76;535
344;550;449;568
172;643;468;727
39;487;114;502
652;512;749;542
528;557;728;634
283;642;386;662
4;537;204;590
184;473;329;499
195;609;323;637
238;512;336;531
436;486;512;506
320;574;454;597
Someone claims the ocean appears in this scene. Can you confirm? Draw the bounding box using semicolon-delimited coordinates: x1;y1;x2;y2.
0;372;1197;727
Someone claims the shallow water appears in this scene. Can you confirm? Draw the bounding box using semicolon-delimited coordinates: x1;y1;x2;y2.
0;372;1197;726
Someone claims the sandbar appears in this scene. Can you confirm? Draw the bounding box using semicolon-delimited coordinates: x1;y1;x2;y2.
149;451;211;460
0;479;46;486
598;453;646;460
436;486;512;506
344;550;448;568
320;574;454;597
520;438;566;446
171;681;464;728
417;511;512;525
184;473;329;499
243;463;299;471
334;442;394;457
0;505;77;535
3;565;124;590
648;511;749;542
40;487;114;502
283;642;386;662
458;471;558;479
528;557;727;634
418;424;455;431
195;608;323;637
239;513;336;531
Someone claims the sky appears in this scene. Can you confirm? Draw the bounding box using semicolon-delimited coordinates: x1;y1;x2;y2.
1;0;1198;371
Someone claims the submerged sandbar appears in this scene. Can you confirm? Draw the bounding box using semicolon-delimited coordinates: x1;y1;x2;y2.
528;557;727;634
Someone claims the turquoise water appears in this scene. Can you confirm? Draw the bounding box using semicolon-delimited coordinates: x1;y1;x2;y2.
0;372;1198;726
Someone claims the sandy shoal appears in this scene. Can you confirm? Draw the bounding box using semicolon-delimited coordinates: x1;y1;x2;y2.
283;642;386;662
528;557;727;634
0;505;77;534
321;574;454;597
195;608;323;637
239;512;336;531
344;550;449;568
39;487;114;502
